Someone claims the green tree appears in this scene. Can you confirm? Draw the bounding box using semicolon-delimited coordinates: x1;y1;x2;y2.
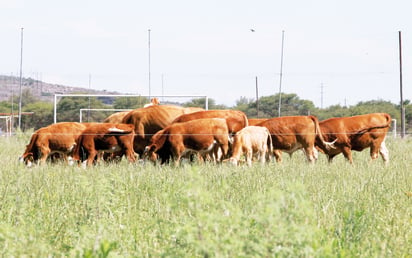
235;93;317;118
350;100;398;119
56;95;109;122
183;98;227;110
20;88;38;107
314;105;351;120
22;101;54;130
113;96;148;109
0;101;15;114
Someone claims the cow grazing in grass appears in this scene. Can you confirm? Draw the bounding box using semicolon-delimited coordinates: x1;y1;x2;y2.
72;123;136;167
121;105;204;157
225;126;273;166
143;118;230;165
256;116;335;163
20;122;88;166
316;113;391;164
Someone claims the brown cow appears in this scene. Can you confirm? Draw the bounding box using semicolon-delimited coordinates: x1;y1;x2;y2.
315;113;391;164
172;109;248;136
72;123;136;167
20;122;88;166
225;126;273;166
122;105;204;157
256;116;335;163
103;111;130;123
143;118;230;165
248;118;268;126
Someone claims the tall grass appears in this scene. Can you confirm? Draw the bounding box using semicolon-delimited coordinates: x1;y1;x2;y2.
0;135;411;257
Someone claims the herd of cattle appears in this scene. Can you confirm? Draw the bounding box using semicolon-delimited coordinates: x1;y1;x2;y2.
19;103;392;167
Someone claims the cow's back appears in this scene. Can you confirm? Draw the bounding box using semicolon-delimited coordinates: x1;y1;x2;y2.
173;109;248;134
103;111;130;123
258;116;316;149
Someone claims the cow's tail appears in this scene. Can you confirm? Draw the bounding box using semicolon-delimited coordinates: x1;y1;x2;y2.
310;115;336;151
107;126;134;135
266;128;273;162
354;113;392;135
242;112;249;127
71;135;82;163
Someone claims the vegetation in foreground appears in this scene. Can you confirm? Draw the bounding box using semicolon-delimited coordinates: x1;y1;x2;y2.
0;134;411;257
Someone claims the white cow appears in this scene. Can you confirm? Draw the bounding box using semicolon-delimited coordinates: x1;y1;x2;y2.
225;126;273;166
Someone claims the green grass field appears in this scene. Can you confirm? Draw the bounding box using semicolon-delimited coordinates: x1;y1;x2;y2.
0;133;411;257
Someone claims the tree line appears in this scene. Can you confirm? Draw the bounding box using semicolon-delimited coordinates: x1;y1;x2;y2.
0;89;410;135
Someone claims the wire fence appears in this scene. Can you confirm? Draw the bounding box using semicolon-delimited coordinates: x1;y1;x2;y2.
6;130;405;138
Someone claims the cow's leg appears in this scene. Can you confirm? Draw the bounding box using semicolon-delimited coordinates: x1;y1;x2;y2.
124;148;137;163
258;149;266;165
379;141;389;165
245;149;253;166
341;147;354;164
220;143;229;162
171;145;184;166
38;146;50;165
303;146;316;163
87;150;98;167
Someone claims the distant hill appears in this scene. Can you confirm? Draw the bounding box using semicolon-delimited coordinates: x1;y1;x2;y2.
0;75;119;103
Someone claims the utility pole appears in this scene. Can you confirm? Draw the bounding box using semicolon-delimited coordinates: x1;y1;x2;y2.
320;82;324;109
255;76;259;118
87;74;91;122
278;30;285;117
148;29;151;100
398;31;405;138
18;27;24;130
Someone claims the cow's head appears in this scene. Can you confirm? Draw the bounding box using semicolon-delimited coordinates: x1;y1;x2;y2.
143;145;158;162
19;152;34;167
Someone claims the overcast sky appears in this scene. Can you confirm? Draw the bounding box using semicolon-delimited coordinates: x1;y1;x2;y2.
1;0;411;107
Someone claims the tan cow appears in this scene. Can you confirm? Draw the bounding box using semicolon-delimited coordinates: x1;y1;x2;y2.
103;111;130;123
144;97;160;108
143;118;230;165
121;105;204;156
248;118;268;126
72;123;136;167
225;126;273;166
316;113;391;164
256;116;335;163
20;122;88;166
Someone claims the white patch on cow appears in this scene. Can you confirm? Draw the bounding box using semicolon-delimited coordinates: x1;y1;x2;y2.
68;143;76;152
108;127;125;133
110;145;122;152
26;160;33;167
67;156;74;166
379;139;389;164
